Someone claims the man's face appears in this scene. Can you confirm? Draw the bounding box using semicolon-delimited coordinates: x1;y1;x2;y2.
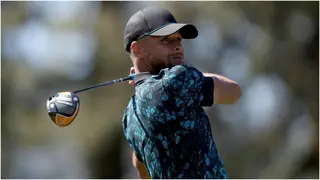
138;32;184;73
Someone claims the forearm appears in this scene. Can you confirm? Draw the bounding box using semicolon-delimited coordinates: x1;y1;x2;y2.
203;73;242;104
136;164;150;179
132;151;150;179
203;73;237;85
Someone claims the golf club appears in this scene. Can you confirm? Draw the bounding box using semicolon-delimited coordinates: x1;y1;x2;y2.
46;74;135;127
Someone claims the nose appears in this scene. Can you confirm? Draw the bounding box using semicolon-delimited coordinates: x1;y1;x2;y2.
174;43;183;52
173;44;184;53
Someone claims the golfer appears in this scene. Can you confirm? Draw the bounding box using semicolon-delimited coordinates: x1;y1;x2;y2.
122;7;242;179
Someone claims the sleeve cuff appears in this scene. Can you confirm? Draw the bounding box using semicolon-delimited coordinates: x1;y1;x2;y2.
201;77;214;106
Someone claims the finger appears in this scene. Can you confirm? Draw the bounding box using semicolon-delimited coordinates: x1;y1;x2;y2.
129;80;134;85
130;67;135;74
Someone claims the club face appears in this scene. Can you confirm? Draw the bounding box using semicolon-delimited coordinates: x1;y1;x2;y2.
47;91;80;127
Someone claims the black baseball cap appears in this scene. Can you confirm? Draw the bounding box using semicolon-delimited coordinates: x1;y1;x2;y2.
124;7;198;52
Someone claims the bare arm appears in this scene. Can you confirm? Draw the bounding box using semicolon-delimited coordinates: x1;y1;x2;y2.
132;151;150;179
203;73;242;104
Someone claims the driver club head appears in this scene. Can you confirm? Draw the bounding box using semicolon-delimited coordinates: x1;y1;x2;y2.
46;91;80;127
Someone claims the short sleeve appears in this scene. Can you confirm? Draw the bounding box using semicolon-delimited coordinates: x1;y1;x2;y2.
161;65;214;107
122;106;144;163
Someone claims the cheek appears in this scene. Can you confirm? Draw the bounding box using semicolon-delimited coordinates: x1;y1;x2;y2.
147;45;169;59
180;45;184;52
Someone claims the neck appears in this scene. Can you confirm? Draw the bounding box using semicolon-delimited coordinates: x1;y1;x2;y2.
132;57;167;75
133;64;148;74
133;58;157;74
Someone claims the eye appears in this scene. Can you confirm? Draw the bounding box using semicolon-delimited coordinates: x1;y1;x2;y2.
160;39;170;45
161;37;169;43
177;37;182;42
160;35;181;45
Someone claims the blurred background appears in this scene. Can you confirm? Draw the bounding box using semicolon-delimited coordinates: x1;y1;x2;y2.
1;1;319;179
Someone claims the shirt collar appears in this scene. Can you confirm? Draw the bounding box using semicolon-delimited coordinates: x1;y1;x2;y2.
134;72;153;84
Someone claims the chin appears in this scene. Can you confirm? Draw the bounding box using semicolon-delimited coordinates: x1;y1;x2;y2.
171;60;184;66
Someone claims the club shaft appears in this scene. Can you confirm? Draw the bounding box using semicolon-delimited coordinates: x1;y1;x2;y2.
73;75;134;94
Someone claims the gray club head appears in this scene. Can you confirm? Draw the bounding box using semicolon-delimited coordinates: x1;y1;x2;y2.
46;91;80;127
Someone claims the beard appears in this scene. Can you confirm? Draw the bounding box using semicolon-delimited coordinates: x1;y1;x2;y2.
146;54;184;74
147;56;167;74
148;56;183;74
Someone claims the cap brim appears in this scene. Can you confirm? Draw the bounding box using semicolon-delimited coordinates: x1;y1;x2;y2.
149;23;198;39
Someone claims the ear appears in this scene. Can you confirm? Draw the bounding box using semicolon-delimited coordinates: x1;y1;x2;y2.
130;41;140;56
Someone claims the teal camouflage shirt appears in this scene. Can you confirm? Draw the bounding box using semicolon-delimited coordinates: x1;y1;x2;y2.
122;65;228;179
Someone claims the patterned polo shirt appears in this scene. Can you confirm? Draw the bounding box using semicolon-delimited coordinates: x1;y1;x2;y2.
122;65;228;179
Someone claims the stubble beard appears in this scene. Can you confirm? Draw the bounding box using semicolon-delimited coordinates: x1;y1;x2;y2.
146;55;171;74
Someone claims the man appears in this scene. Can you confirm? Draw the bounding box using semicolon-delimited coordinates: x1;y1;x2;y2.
122;7;242;179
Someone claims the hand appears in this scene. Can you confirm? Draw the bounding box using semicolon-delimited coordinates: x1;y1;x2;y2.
129;67;135;85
